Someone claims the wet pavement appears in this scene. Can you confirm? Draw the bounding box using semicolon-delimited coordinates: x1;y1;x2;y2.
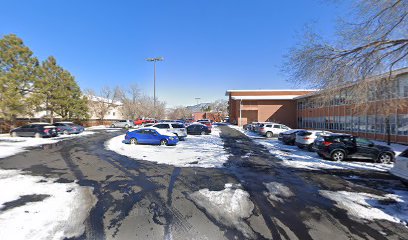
0;126;407;240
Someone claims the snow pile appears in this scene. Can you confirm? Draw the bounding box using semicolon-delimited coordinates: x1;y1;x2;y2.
189;183;255;238
228;125;265;139
264;182;294;202
0;131;95;159
105;126;230;168
86;125;120;130
320;190;408;225
0;169;96;240
257;139;393;172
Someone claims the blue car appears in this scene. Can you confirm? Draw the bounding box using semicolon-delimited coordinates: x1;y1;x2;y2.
125;128;179;146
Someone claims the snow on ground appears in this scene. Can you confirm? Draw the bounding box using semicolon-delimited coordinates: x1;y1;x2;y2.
0;169;96;240
228;125;396;171
258;139;393;171
189;183;255;238
86;125;121;130
105;126;230;168
0;131;95;159
320;190;408;225
263;182;294;203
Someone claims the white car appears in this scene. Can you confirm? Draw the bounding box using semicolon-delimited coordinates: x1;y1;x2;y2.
259;123;291;138
111;120;135;129
295;130;331;151
151;122;187;140
390;148;408;183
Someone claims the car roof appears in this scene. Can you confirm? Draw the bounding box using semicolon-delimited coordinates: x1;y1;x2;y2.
55;121;74;124
30;122;51;125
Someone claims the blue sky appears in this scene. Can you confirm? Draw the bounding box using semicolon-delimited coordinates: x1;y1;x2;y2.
0;0;347;107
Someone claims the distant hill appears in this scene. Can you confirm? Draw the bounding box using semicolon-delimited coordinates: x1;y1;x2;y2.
186;103;211;112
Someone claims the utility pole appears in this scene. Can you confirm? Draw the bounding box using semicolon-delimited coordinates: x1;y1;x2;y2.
146;57;164;109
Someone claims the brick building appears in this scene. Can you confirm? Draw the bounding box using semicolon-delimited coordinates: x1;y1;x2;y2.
226;90;315;127
226;67;408;144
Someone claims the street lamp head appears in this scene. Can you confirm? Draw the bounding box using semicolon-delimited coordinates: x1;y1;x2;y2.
146;57;164;62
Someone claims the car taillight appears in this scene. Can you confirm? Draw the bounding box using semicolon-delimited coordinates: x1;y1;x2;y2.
260;127;264;130
57;128;61;131
44;129;50;133
303;137;310;140
323;141;332;146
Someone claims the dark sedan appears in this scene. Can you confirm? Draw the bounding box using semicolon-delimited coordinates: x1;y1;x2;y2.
54;122;84;135
279;129;306;145
186;124;211;135
10;123;58;138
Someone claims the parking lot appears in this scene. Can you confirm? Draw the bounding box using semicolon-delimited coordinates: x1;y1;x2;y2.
0;125;407;240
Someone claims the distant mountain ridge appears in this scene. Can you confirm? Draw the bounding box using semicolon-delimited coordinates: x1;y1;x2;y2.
186;103;211;112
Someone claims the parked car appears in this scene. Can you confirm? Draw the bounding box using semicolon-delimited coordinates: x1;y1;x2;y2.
125;128;178;146
10;123;58;138
186;124;211;135
313;134;395;163
295;130;331;151
111;120;135;129
259;123;291;138
152;122;187;140
390;148;408;183
197;120;212;130
54;122;84;135
134;118;156;125
280;129;306;145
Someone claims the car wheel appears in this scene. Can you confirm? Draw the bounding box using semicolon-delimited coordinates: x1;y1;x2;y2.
266;132;273;138
160;139;168;146
307;144;314;151
34;133;42;138
130;138;138;145
378;153;392;164
111;124;115;128
11;132;17;137
63;130;69;135
331;150;345;162
200;131;206;135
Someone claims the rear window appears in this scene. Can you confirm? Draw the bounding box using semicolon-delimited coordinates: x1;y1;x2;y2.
400;149;408;158
273;125;280;128
297;131;311;136
265;125;272;127
324;135;351;143
171;124;184;128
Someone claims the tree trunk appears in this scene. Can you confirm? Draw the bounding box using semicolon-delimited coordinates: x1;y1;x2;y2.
385;117;391;145
50;110;54;124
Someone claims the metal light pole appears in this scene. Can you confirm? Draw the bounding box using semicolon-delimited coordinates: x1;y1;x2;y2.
146;57;164;109
195;97;201;105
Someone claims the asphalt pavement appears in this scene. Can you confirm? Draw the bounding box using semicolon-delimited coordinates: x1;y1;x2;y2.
0;126;407;240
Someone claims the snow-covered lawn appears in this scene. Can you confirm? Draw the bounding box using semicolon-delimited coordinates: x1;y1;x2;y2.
0;131;95;159
86;125;122;131
105;126;230;168
258;139;394;171
0;169;96;240
228;125;403;171
189;183;255;238
320;189;408;225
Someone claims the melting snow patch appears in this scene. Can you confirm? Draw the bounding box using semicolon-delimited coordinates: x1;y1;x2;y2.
320;190;408;225
0;131;95;159
264;182;294;202
0;169;96;240
257;139;393;172
105;126;230;168
189;183;255;238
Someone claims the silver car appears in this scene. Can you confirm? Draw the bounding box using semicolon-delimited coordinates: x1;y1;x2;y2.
111;120;135;129
152;122;187;140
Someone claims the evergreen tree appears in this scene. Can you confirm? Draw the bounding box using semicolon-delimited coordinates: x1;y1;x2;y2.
34;56;89;123
0;34;39;126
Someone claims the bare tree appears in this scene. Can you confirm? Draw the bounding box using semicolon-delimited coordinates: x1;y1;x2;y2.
167;106;192;120
210;99;228;117
85;86;120;121
286;0;408;144
116;85;141;119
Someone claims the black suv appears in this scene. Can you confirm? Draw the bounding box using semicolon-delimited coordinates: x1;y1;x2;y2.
313;134;395;163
